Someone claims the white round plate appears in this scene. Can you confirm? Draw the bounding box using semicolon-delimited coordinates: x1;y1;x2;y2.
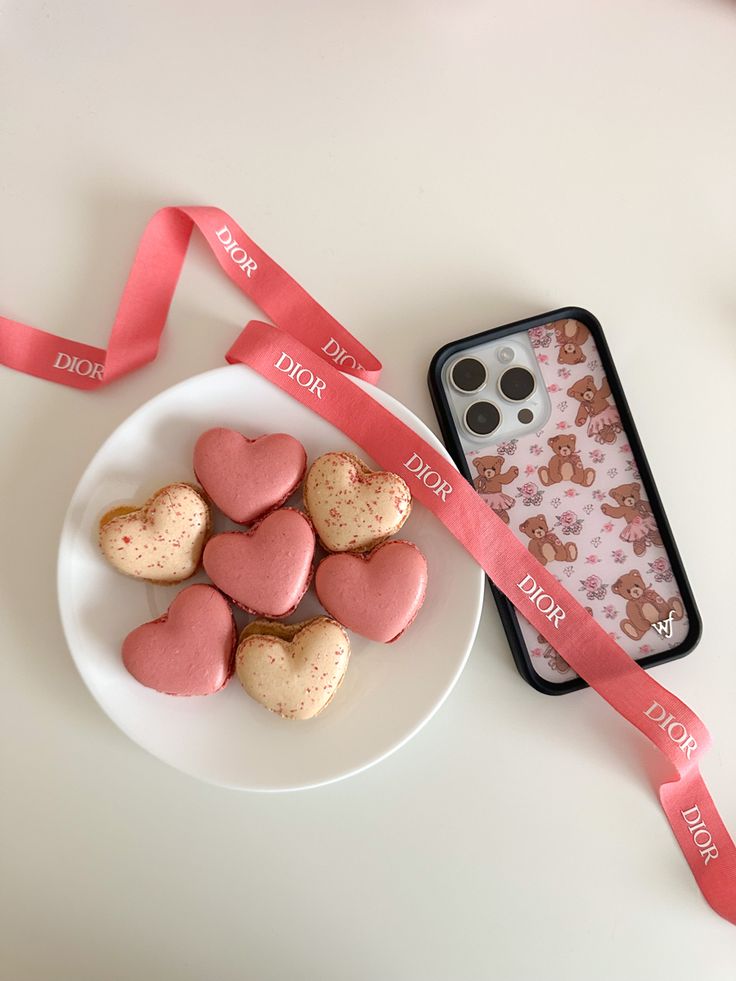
58;365;484;791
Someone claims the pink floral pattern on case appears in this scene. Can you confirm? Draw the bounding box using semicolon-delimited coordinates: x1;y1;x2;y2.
466;318;689;685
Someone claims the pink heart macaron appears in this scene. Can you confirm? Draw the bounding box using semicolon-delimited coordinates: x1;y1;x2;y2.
203;508;315;617
121;584;236;695
193;428;307;525
315;540;428;643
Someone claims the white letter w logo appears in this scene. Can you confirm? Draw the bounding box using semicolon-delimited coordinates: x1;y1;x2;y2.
652;611;675;639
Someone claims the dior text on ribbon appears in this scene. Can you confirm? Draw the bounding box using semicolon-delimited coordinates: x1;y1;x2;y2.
215;225;258;277
53;351;104;380
321;337;365;372
274;351;326;398
403;453;453;502
644;701;698;758
681;805;719;864
516;574;566;628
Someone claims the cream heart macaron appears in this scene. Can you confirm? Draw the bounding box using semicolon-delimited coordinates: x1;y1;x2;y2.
122;584;236;696
193;428;307;525
236;617;350;720
99;483;211;583
303;451;412;553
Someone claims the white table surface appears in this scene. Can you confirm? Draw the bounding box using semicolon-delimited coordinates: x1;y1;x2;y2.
2;2;735;978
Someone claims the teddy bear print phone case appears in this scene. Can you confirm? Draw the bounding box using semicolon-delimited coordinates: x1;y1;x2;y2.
428;307;700;694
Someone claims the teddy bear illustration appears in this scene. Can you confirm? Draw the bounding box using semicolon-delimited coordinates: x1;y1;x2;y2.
535;631;572;674
601;482;662;556
537;434;596;487
554;320;590;365
567;375;622;444
520;514;577;566
472;455;519;524
611;570;683;641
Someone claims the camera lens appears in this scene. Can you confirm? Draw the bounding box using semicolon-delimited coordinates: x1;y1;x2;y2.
498;365;536;402
464;401;501;437
450;357;487;393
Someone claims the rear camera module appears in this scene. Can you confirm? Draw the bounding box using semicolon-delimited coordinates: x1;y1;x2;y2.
498;365;536;402
464;401;501;437
450;357;487;394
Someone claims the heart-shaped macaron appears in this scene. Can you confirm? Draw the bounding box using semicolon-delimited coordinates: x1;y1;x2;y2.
193;428;307;524
315;540;428;643
99;483;211;583
304;452;412;553
236;617;350;720
202;508;315;617
122;584;236;695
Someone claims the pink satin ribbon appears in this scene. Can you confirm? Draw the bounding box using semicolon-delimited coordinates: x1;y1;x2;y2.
1;206;734;922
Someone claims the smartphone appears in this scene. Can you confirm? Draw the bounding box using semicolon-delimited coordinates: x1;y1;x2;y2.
428;307;701;694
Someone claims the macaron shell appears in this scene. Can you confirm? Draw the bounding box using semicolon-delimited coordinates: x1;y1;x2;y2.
99;483;211;583
304;451;412;552
121;584;236;695
236;617;350;720
202;508;315;617
315;540;428;643
193;428;307;524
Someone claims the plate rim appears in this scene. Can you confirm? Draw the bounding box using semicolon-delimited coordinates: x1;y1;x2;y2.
57;365;484;792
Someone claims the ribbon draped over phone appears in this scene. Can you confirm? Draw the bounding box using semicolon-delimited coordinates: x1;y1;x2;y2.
1;205;734;924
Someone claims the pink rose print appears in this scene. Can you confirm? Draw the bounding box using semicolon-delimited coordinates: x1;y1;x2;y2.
556;420;569;430
611;548;625;564
580;574;607;601
639;644;653;655
518;481;544;507
589;448;605;464
558;367;571;379
592;489;606;501
524;464;535;476
602;521;614;533
530;444;543;456
529;327;551;348
648;556;673;583
603;604;617;620
538;353;549;364
563;487;578;497
585;554;601;565
555;509;583;536
547;383;561;393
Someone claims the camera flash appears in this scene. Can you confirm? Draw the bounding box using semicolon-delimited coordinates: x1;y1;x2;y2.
497;346;514;364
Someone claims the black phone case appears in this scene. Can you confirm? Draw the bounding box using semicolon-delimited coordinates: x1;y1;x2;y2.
428;306;701;694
